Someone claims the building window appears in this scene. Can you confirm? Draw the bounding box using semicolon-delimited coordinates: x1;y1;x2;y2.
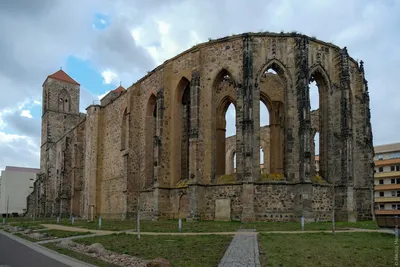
392;191;397;197
378;154;383;160
391;166;395;171
379;167;383;172
379;204;384;210
392;179;396;184
379;179;384;184
397;165;400;171
379;192;384;197
390;152;400;159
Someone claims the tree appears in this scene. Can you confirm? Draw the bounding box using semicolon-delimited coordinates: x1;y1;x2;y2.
131;148;152;240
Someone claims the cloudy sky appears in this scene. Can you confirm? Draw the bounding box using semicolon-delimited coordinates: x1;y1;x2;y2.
0;0;399;171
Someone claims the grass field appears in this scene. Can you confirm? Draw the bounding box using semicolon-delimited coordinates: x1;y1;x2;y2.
43;243;120;267
74;233;233;267
54;219;378;232
14;229;92;242
259;232;395;267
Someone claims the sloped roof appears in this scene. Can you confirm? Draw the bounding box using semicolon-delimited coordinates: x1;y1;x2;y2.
375;143;400;154
5;166;40;174
113;85;125;93
43;69;80;86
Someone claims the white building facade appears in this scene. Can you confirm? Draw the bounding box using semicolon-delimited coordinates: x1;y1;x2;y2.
0;166;40;216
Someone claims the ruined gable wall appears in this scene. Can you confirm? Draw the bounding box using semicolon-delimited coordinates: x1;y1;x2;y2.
253;36;297;180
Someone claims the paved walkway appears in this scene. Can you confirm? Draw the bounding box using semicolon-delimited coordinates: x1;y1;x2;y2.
218;230;260;267
0;230;96;267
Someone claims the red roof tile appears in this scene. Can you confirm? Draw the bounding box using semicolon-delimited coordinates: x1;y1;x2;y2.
43;70;80;86
113;85;125;93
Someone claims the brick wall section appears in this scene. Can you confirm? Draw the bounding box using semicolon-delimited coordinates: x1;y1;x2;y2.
28;32;373;222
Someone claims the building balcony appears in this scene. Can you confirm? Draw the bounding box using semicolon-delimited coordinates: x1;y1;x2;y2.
375;197;400;203
375;210;400;215
375;184;400;191
375;158;400;167
375;171;400;178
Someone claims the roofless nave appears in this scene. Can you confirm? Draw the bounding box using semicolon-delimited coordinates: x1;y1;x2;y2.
27;32;374;222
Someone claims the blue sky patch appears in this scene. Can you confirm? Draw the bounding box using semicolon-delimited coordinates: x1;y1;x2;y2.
65;56;115;96
93;13;110;30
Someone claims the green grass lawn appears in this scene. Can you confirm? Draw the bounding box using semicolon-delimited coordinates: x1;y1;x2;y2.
7;217;378;233
15;229;92;242
74;233;233;267
57;219;377;232
42;229;93;238
242;220;378;231
8;221;46;230
43;243;120;267
259;232;395;267
57;219;243;232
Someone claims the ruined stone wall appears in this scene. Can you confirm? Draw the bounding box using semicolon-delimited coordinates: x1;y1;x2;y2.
83;105;100;219
254;183;296;221
202;185;242;220
97;92;129;218
33;32;373;222
312;184;332;221
199;39;243;184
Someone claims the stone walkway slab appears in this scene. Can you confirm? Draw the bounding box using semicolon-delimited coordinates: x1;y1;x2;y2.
218;230;260;267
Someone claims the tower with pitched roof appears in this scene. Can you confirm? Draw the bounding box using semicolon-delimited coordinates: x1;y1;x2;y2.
40;69;81;215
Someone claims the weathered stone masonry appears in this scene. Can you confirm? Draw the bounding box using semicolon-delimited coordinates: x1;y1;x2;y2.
26;32;374;222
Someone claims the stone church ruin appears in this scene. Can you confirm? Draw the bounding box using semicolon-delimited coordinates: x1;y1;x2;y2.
27;32;374;222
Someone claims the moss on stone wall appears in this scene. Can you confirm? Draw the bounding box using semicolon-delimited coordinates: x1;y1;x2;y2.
216;174;237;184
312;175;328;184
259;173;285;181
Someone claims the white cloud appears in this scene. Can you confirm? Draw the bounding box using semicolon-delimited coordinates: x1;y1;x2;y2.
20;110;32;119
0;131;39;171
101;69;118;85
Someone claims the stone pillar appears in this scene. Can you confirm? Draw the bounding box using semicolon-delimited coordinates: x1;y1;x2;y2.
340;48;356;222
187;71;201;221
83;105;101;219
153;88;164;220
239;34;256;222
295;36;312;183
361;63;374;220
294;36;313;220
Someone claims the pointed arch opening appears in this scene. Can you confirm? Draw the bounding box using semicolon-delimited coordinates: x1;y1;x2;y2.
312;131;320;178
258;61;286;175
309;66;330;180
173;77;191;184
260;99;270;173
145;94;157;188
214;69;237;178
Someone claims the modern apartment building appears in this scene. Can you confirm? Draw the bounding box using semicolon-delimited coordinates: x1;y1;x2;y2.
374;143;400;216
0;166;40;216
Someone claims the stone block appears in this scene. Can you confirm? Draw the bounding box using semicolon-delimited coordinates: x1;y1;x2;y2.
215;198;231;221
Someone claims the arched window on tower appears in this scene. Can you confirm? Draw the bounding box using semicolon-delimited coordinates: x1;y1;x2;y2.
58;89;71;112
